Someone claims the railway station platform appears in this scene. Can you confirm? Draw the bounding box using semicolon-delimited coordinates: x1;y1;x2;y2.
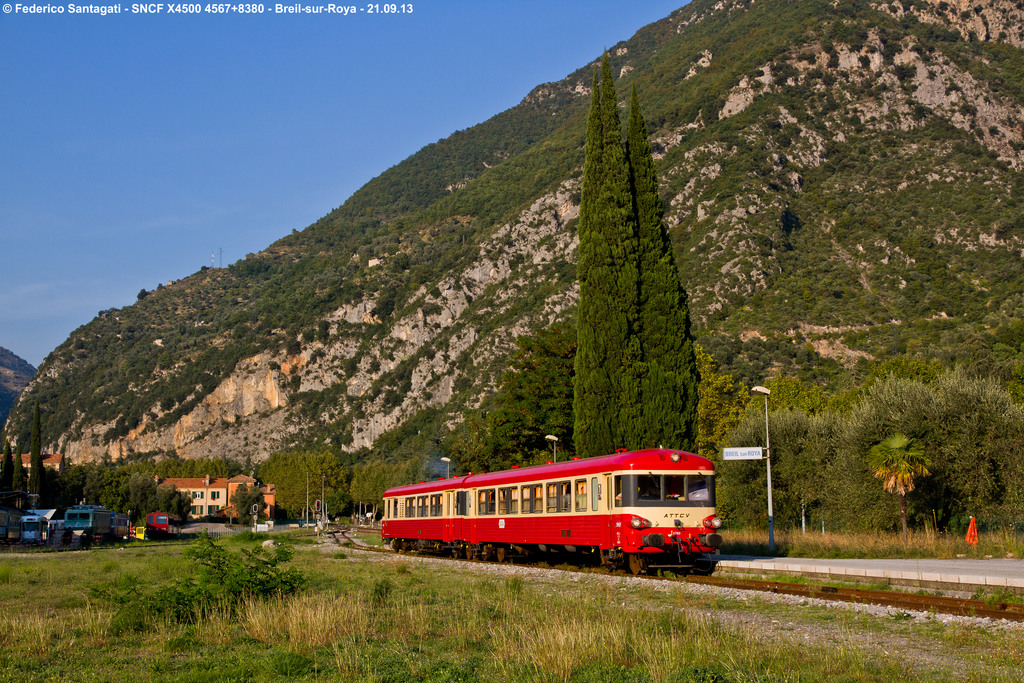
715;556;1024;591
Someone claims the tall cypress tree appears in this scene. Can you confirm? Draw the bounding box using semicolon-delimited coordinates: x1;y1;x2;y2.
12;443;24;492
627;87;700;450
574;54;642;458
29;401;46;502
0;439;12;490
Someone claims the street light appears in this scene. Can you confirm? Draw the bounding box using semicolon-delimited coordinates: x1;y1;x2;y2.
440;456;451;478
751;386;775;552
545;434;559;462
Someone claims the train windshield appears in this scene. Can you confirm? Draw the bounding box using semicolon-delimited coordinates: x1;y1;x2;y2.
614;473;715;507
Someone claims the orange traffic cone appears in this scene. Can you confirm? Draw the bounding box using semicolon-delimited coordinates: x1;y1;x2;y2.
965;516;979;546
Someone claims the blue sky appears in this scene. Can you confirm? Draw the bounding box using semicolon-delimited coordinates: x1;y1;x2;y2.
1;1;684;368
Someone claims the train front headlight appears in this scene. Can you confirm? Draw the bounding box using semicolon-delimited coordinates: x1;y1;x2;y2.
703;515;722;529
629;516;653;530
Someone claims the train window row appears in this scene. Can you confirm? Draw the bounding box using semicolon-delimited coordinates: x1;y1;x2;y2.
390;477;601;519
386;473;715;519
614;474;715;507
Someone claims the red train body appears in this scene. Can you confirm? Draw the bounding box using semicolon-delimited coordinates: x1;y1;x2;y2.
382;449;722;575
145;511;181;539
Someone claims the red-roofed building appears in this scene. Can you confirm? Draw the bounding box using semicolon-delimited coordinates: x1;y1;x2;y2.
19;452;66;474
155;474;276;519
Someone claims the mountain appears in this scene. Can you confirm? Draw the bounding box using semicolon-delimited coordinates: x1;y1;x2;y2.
5;0;1024;464
0;347;35;430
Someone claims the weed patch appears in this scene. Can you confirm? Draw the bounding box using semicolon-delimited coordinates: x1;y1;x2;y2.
91;532;305;625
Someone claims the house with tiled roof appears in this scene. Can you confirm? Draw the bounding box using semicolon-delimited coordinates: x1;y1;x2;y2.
155;474;276;519
19;452;66;474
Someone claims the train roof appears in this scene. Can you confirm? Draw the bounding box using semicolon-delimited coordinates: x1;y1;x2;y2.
384;449;713;497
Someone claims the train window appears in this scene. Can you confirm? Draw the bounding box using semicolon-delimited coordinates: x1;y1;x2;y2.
498;487;518;515
530;484;542;513
478;489;496;515
548;481;570;513
405;497;415;518
687;475;711;502
591;477;599;512
430;494;442;516
664;475;686;500
637;474;661;500
614;477;623;507
417;496;428;518
521;486;531;513
575;479;587;512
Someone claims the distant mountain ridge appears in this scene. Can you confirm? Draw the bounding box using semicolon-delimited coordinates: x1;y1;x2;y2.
0;346;35;429
5;0;1024;463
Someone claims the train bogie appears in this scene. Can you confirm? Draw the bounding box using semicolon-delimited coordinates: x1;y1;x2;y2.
382;449;722;575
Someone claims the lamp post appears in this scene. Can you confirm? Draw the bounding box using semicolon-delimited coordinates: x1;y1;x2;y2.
440;456;451;478
751;385;775;552
545;435;559;462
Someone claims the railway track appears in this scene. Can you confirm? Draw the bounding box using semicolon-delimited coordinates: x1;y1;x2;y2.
682;574;1024;623
324;528;1024;623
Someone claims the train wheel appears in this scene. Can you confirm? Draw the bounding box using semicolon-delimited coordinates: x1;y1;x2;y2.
495;546;507;563
626;553;646;576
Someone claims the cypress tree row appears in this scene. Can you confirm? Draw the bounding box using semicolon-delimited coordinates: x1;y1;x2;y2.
574;54;642;459
627;86;700;450
575;58;700;457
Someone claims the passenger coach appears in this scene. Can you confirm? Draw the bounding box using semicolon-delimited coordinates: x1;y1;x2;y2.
382;449;722;575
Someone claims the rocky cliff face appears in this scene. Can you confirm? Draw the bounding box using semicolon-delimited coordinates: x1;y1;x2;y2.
59;182;581;462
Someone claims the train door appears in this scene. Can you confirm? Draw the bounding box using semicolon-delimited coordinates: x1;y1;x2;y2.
602;473;615;548
443;492;454;542
452;491;468;544
467;489;478;544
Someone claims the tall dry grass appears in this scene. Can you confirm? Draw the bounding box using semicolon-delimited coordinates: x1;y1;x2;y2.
721;527;1022;559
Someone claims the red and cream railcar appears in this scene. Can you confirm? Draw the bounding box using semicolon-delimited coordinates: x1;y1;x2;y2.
382;449;722;575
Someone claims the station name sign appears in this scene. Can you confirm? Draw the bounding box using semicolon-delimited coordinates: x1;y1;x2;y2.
722;447;764;461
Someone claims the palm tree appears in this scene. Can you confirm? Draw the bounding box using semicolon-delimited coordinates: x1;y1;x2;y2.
867;433;931;543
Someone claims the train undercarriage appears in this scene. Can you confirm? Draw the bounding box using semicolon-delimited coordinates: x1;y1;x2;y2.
388;538;717;576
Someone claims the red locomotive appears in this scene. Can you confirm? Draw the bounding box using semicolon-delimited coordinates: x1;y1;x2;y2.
144;511;181;539
382;448;722;575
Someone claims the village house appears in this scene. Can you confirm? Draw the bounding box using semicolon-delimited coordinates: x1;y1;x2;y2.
18;452;67;474
154;474;276;519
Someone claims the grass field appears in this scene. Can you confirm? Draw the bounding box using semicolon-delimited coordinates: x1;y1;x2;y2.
1;532;1022;682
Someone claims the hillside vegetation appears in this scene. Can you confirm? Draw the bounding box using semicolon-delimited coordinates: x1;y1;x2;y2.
6;0;1024;484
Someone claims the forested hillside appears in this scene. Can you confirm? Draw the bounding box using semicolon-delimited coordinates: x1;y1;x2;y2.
6;0;1024;496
